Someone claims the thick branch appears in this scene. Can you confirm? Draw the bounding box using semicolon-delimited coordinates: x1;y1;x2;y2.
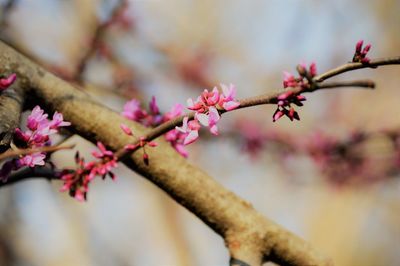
0;41;332;265
0;79;24;152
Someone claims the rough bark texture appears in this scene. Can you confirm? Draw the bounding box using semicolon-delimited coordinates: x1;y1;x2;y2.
0;79;24;152
0;40;332;266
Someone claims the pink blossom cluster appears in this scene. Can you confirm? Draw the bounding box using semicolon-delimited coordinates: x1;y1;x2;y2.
352;40;371;64
0;106;70;181
122;96;163;127
120;123;158;165
176;83;240;145
60;142;118;202
0;73;17;90
282;62;317;89
275;62;316;122
272;91;306;122
122;96;191;157
236;123;392;186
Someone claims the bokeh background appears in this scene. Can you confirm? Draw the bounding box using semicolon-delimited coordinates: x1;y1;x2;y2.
0;0;400;265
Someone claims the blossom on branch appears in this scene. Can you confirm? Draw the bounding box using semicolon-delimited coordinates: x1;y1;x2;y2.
175;117;201;145
181;83;240;143
60;142;118;202
274;63;316;122
0;106;70;181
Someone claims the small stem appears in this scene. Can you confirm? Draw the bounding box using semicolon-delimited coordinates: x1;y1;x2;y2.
73;0;128;82
0;144;75;161
314;56;400;82
316;79;375;90
0;166;60;188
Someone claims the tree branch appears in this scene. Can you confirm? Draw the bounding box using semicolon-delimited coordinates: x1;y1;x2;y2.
0;40;334;265
0;166;59;188
0;144;75;161
0;79;25;152
314;56;400;82
316;79;375;89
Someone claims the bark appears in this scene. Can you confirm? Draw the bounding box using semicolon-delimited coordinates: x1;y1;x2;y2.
0;79;24;152
0;40;332;266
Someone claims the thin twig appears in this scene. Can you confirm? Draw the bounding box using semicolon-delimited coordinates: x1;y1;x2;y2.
314;56;400;82
74;0;128;82
113;77;383;161
316;80;375;90
0;166;60;188
0;144;75;161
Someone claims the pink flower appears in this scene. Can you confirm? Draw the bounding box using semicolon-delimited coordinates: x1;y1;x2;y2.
122;99;147;121
219;83;240;111
283;71;298;88
196;106;220;135
185;84;239;139
0;73;17;90
187;87;220;112
164;129;188;157
92;142;116;159
163;104;184;121
273;92;306;122
176;117;201;145
122;97;163;127
27;106;48;131
49;111;71;129
18;153;46;167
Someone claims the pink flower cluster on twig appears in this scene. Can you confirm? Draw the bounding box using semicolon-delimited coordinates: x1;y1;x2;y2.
176;83;240;145
274;63;316;122
0;106;70;181
122;96;191;157
60;142;118;202
121;123;158;165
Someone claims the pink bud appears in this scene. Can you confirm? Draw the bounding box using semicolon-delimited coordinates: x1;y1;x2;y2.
149;96;159;114
273;109;285;122
296;95;306;101
120;123;133;136
309;62;317;77
124;144;138;150
362;44;371;53
355;40;363;53
147;141;158;147
278;91;294;101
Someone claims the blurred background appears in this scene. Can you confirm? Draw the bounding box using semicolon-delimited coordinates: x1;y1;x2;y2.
0;0;400;265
